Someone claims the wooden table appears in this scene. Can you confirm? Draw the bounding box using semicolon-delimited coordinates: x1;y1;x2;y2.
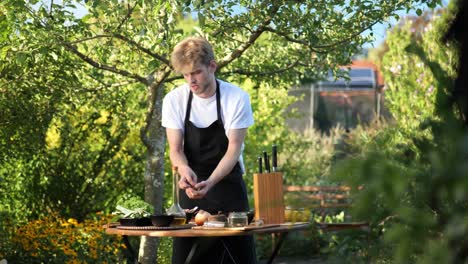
105;222;310;264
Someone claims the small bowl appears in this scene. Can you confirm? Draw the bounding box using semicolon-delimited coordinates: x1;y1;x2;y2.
119;217;152;226
151;214;174;227
185;212;196;223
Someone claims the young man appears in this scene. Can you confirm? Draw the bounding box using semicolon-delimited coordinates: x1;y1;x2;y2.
162;36;256;263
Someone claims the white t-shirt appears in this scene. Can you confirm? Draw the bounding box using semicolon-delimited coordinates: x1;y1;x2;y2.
162;79;254;172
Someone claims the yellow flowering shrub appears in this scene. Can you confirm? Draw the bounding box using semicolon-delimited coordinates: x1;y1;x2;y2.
11;212;124;263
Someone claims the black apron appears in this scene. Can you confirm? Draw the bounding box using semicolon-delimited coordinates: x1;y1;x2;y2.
172;81;256;264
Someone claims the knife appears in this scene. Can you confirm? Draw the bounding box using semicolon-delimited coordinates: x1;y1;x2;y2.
257;156;263;173
272;144;278;172
263;151;270;173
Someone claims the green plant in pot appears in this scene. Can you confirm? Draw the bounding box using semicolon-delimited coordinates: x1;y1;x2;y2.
112;193;153;226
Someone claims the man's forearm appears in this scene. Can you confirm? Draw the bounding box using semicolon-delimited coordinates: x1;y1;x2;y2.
207;146;242;186
170;149;199;188
169;149;189;168
207;128;246;185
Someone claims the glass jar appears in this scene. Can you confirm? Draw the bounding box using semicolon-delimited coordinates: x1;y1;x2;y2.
228;212;248;227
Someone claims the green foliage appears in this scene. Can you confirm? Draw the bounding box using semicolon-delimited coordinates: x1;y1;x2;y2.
281;127;342;185
114;193;153;218
115;193;153;213
157;237;173;264
322;229;372;264
331;3;468;263
0;82;147;221
381;8;457;132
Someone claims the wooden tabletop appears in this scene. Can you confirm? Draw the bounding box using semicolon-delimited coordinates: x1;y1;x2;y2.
105;222;310;238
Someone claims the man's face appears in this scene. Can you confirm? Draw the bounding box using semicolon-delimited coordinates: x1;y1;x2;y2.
182;61;217;98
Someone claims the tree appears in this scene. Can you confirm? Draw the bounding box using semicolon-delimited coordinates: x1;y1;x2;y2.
1;0;442;262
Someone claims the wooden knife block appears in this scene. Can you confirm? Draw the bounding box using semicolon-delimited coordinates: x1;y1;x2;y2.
253;172;285;224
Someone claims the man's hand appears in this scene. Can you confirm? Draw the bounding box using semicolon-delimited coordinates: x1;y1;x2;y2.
185;128;247;200
186;179;214;199
178;165;198;190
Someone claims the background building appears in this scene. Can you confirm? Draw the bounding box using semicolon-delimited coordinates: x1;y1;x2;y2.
287;60;390;133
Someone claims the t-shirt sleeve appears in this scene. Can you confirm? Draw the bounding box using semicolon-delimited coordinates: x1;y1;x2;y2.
162;93;184;130
230;92;254;129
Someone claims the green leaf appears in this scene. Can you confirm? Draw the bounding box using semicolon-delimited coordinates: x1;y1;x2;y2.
50;52;58;61
148;59;159;69
15;52;28;64
0;46;9;60
0;15;10;42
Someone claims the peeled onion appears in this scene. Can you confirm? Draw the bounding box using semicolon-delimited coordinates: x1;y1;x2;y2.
195;210;211;226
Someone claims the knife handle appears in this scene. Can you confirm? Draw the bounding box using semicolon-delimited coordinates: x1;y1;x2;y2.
272;145;278;172
263;151;270;173
257;156;263;173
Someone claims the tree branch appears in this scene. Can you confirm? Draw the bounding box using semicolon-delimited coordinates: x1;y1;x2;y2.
164;75;183;83
265;19;380;52
62;42;149;85
68;34;113;44
222;60;300;77
49;0;54;16
217;4;282;69
314;20;381;49
263;26;327;54
112;34;171;66
263;26;307;45
68;34;171;67
115;2;137;31
81;79;138;93
153;66;173;88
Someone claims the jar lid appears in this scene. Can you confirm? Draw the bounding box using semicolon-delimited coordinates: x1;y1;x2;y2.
229;212;247;217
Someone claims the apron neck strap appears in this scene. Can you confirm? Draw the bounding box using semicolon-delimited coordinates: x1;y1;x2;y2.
215;80;221;121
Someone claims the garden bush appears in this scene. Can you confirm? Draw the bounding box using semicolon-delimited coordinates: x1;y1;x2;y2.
2;212;123;263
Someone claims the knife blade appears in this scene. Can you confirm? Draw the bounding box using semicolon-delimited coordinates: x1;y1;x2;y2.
272;144;278;172
263;151;270;173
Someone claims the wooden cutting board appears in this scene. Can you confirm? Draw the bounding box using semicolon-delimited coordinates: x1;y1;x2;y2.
191;223;280;231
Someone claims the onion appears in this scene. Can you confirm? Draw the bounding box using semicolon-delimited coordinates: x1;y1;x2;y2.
195;210;211;226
